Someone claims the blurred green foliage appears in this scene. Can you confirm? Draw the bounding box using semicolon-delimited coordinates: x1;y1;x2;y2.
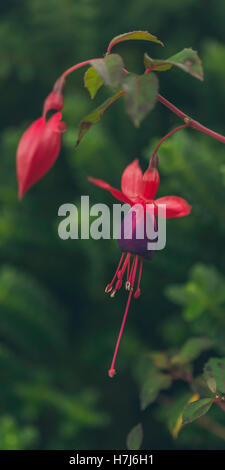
0;0;225;450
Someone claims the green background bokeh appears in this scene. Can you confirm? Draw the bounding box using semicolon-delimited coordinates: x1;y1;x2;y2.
0;0;225;449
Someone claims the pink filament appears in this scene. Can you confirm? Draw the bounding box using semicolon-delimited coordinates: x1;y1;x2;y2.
108;255;138;378
105;253;125;292
134;257;143;295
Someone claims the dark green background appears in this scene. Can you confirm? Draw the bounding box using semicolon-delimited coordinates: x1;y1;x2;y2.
0;0;225;449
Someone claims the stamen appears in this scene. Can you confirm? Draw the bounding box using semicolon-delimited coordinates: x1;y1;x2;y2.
128;256;136;285
108;255;139;378
126;256;131;281
134;257;143;299
105;253;125;293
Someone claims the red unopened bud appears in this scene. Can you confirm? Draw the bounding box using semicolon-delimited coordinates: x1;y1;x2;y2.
17;112;66;199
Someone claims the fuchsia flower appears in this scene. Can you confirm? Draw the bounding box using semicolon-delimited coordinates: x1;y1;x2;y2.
89;157;191;377
16;79;65;199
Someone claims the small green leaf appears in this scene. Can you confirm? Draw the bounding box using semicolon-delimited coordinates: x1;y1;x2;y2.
171;337;213;366
182;398;213;425
140;371;171;410
122;73;159;127
144;48;204;81
204;358;225;395
90;54;124;90
76;90;123;145
127;423;143;450
168;393;200;438
84;67;103;99
108;31;164;51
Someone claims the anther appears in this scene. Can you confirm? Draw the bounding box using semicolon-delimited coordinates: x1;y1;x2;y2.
108;368;116;378
110;290;116;298
105;284;112;293
134;288;141;299
125;281;131;291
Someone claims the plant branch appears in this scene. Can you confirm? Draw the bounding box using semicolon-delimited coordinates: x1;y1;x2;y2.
57;59;225;146
157;94;225;144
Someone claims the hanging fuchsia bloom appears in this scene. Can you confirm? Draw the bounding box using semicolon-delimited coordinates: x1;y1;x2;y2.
89;157;191;378
16;112;66;199
16;77;66;199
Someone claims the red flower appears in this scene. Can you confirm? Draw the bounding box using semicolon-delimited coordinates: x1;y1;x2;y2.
16;112;66;199
89;158;191;377
89;157;191;217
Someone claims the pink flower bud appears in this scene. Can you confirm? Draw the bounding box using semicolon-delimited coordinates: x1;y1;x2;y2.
17;112;66;199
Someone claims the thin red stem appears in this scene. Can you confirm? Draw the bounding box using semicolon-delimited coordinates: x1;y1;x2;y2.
62;58;102;79
108;289;133;378
157;94;225;144
128;256;136;284
136;257;143;291
105;253;125;292
152;124;189;156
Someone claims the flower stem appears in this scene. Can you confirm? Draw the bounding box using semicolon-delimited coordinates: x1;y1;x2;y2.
152;124;189;156
157;93;225;144
62;58;102;79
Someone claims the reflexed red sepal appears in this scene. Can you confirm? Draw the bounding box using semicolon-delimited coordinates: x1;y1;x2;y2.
154;196;191;218
88;177;132;204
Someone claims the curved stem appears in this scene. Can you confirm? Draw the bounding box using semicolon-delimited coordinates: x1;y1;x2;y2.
62;58;102;79
152;124;189;156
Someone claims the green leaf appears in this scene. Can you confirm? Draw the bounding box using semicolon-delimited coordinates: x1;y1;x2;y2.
84;67;103;99
191;375;215;398
108;31;164;51
182;398;213;425
76;90;123;145
144;48;204;81
171;337;213;366
122;73;159;127
126;423;143;450
140;371;171;410
160;392;200;438
90;54;124;90
204;358;225;395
